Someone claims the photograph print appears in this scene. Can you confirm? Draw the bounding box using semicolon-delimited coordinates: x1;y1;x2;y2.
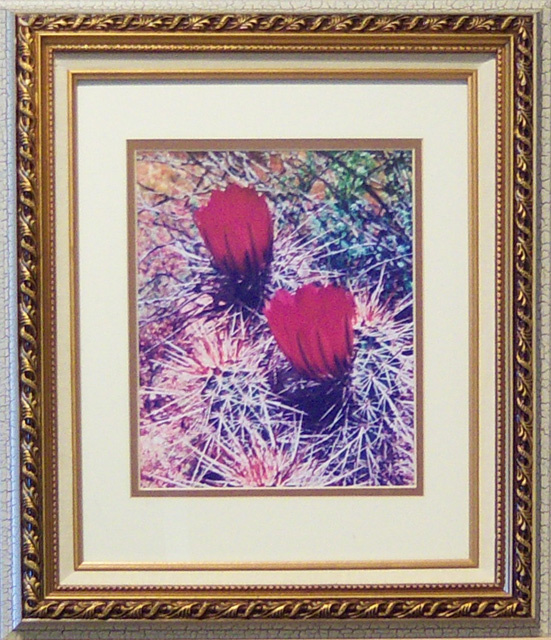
129;139;421;494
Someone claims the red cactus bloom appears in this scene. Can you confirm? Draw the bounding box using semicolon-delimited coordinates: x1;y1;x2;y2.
194;184;273;279
264;284;356;381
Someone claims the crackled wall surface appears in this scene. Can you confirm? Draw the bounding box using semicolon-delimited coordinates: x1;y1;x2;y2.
0;1;549;638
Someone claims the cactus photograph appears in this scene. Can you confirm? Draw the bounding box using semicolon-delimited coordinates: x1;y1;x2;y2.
131;142;419;492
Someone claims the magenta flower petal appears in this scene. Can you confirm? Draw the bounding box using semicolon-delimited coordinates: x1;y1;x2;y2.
194;185;273;279
265;284;356;381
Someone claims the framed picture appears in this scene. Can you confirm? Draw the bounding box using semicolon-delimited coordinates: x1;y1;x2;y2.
13;8;540;624
129;138;422;496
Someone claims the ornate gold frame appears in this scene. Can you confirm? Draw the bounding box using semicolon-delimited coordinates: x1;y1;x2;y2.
16;13;534;620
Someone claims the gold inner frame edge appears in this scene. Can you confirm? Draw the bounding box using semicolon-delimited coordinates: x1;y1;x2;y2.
62;67;484;575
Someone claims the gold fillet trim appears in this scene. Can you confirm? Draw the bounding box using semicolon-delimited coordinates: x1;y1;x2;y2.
467;69;480;571
78;558;477;572
17;13;532;619
67;68;478;572
68;65;83;585
68;68;478;81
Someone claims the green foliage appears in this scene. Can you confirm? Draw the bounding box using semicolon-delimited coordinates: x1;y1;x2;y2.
288;149;414;298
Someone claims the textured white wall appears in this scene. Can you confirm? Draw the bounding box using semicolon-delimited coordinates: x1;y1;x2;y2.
0;0;548;638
